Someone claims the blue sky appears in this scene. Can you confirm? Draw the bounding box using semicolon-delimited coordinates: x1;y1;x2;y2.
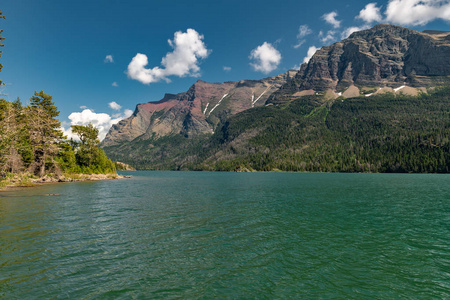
1;0;449;139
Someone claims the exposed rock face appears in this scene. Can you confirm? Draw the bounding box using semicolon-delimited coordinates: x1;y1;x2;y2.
102;71;296;146
268;25;450;104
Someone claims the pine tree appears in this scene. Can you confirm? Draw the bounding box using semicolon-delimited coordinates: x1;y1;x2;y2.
71;124;100;167
71;124;115;173
27;91;63;176
0;99;27;174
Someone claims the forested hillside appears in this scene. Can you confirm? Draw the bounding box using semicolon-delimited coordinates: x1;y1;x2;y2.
104;88;450;173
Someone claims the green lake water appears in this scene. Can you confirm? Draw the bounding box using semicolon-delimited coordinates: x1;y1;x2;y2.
1;171;449;298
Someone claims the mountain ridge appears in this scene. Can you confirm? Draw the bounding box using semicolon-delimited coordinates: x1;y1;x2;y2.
102;70;296;147
267;24;450;104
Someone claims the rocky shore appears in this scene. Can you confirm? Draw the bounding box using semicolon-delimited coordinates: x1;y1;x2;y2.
0;173;131;190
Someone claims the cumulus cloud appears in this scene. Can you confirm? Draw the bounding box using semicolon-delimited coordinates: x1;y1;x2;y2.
294;24;313;48
127;29;210;84
112;82;118;87
322;11;341;28
357;3;383;23
223;66;231;71
249;42;282;74
385;0;450;26
341;25;370;39
303;46;319;64
104;55;114;63
60;107;134;141
109;101;122;111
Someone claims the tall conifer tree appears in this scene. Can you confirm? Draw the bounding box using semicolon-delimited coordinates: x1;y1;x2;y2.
28;91;63;176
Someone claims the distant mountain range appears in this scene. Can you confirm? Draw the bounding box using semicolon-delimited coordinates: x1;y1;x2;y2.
102;25;450;173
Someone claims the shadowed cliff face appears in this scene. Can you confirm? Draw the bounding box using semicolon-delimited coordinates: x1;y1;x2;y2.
268;25;450;104
101;71;296;146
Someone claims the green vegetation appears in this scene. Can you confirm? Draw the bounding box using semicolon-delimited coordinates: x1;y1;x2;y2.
104;88;450;173
0;92;116;187
114;161;136;171
70;124;115;174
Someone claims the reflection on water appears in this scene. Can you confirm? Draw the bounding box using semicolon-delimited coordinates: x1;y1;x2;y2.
1;172;449;298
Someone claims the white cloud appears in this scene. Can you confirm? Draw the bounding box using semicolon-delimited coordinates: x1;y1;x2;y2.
385;0;450;26
297;24;313;39
293;40;306;49
112;82;118;87
223;66;231;71
303;46;319;64
80;105;88;109
319;30;337;44
249;42;282;74
127;29;210;84
109;101;122;111
61;109;113;141
60;108;133;141
294;24;312;48
104;55;114;63
123;109;133;118
322;11;341;28
357;3;383;23
341;25;370;39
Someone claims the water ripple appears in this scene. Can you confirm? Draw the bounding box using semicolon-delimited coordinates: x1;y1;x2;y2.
0;172;449;298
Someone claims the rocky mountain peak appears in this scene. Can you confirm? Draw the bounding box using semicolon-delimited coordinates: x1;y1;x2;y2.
351;24;417;37
268;24;450;104
102;71;294;147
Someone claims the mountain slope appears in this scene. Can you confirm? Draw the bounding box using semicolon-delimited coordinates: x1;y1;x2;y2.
198;87;450;172
103;87;450;172
102;71;296;147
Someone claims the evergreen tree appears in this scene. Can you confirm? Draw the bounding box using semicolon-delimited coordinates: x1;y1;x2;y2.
71;124;115;174
0;98;29;174
27;91;64;176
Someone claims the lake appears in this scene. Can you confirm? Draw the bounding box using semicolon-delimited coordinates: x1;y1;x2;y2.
1;171;449;298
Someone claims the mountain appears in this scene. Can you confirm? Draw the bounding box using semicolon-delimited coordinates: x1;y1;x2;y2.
268;24;450;104
102;25;450;173
102;71;296;147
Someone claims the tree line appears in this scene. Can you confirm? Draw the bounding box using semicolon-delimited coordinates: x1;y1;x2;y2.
0;91;115;179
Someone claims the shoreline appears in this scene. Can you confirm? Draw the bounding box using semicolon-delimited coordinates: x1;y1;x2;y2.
0;173;130;191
